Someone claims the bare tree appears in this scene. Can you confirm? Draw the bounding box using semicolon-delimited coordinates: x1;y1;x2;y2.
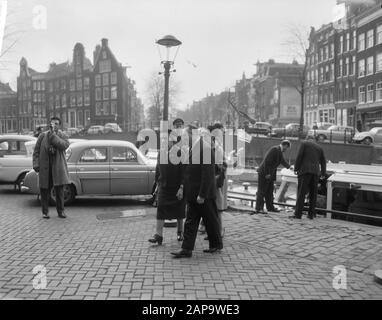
144;71;180;126
282;23;310;139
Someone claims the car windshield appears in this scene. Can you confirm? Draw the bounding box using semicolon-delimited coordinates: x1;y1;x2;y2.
328;126;339;131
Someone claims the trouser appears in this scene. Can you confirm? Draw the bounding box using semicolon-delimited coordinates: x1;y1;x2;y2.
294;173;319;218
40;166;65;215
182;199;223;251
255;173;275;211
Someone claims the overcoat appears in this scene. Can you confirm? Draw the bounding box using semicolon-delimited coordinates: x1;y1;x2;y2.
32;130;70;189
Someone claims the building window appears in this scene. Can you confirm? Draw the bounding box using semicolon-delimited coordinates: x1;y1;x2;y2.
55;80;60;90
77;93;83;106
61;79;66;90
84;91;90;106
377;53;382;72
95;74;102;87
358;33;365;51
367;56;374;75
70;94;76;107
111;101;117;115
346;33;350;52
49;82;53;92
95;88;102;101
103;102;110;115
49;96;54;110
352;30;356;50
344;57;349;76
99;60;111;73
376;82;382;101
55;94;60;107
70;80;75;91
377;25;382;45
367;84;374;102
359;86;366;103
111;72;117;84
103;87;109;100
111;86;117;99
102;51;107;59
84;77;90;89
41;81;45;91
339;35;343;54
366;29;374;48
358;59;365;77
338;59;343;78
96;102;102;116
103;73;109;86
76;79;82;91
350;56;355;75
62;94;67;108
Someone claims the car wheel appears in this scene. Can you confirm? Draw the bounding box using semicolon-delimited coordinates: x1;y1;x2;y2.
49;184;76;206
16;172;26;192
363;137;372;145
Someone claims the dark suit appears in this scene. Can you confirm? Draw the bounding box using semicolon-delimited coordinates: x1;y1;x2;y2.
182;139;223;251
294;140;326;218
256;145;290;211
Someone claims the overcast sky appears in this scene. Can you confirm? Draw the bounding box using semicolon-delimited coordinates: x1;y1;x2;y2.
1;0;342;110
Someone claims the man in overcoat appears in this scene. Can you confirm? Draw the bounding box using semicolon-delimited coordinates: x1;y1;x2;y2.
171;126;223;258
255;140;291;214
33;116;70;219
291;136;327;219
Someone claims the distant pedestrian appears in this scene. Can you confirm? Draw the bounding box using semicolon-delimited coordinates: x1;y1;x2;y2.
312;122;318;130
255;140;291;214
290;136;326;220
32;117;70;219
171;125;223;258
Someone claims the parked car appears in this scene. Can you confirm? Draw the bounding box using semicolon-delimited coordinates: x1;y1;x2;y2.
104;123;123;134
0;135;37;191
270;123;310;138
245;122;272;136
352;127;382;145
307;125;358;143
313;122;333;130
87;125;105;135
22;140;157;205
64;127;81;137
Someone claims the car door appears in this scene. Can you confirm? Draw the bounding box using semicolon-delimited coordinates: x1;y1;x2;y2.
110;146;149;195
76;147;110;194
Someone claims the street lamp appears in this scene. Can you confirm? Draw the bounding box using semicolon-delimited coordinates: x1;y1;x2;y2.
156;35;182;122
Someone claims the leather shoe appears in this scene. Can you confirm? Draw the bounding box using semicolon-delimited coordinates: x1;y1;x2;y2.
42;213;50;219
203;248;222;253
307;214;314;220
289;215;301;219
250;210;264;215
171;249;192;258
58;212;67;219
148;234;163;245
268;207;280;213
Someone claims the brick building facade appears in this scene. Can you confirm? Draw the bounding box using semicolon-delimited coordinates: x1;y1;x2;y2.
15;38;143;133
0;82;17;134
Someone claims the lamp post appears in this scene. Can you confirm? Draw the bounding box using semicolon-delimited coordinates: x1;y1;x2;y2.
156;35;182;122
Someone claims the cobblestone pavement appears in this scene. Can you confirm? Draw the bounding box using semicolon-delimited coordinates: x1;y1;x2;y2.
0;186;381;300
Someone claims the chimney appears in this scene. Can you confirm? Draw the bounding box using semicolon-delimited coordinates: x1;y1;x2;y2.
93;45;101;64
101;38;109;47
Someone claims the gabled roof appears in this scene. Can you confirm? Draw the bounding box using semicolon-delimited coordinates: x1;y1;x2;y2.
0;82;16;96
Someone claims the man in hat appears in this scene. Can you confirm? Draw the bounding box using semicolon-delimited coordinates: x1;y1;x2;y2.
173;118;185;129
254;140;292;214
